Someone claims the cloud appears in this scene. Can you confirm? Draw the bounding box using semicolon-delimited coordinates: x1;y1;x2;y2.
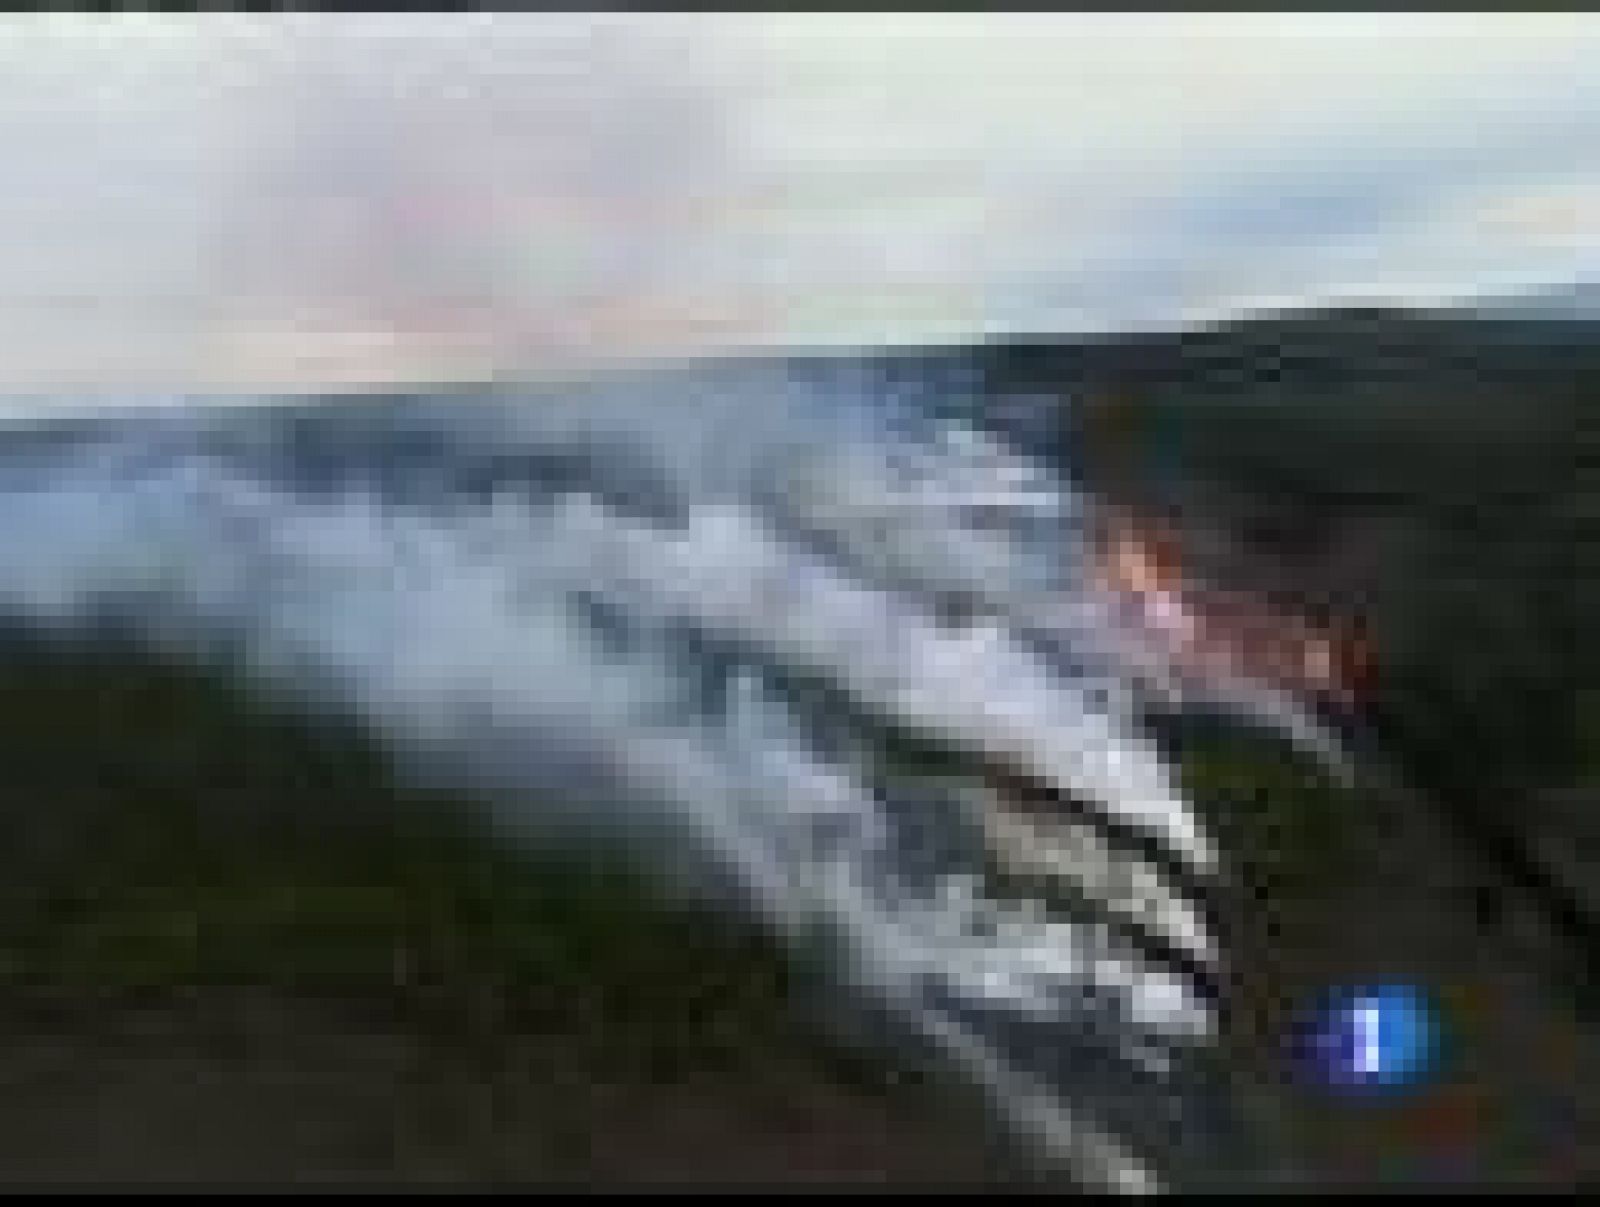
0;13;1597;392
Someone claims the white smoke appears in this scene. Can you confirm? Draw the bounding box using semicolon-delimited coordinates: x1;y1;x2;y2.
0;366;1298;1190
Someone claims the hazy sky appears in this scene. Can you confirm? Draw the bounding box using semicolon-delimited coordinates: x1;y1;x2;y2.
1;12;1597;392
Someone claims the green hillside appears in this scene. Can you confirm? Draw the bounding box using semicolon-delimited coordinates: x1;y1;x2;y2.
0;620;1003;1185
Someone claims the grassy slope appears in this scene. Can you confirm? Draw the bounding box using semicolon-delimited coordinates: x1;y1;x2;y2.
1176;721;1600;1190
0;623;1003;1185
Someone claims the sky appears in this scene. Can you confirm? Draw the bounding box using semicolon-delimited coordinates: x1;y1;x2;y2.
0;12;1597;393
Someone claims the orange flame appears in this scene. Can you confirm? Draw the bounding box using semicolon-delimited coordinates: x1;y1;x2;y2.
1093;508;1373;711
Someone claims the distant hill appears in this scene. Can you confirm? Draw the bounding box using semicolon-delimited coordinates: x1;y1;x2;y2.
1473;277;1600;322
981;295;1600;408
975;297;1596;953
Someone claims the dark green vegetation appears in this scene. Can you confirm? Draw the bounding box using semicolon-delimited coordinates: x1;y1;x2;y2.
974;303;1600;1187
985;304;1597;936
0;620;1002;1185
1177;729;1360;903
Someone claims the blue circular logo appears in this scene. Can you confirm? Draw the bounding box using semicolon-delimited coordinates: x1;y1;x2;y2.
1288;981;1444;1095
